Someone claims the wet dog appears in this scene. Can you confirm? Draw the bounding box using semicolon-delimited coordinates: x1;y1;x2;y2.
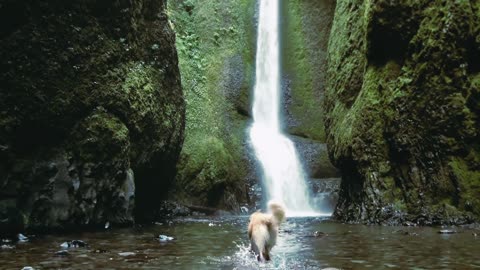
248;201;286;262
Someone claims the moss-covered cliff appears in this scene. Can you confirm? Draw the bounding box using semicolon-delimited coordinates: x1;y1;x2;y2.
167;0;255;210
326;0;480;225
281;0;336;142
0;0;185;232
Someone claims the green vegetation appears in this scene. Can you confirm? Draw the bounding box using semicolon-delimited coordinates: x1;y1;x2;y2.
281;0;335;141
72;110;130;163
168;0;256;208
0;0;184;230
449;157;480;216
326;0;480;224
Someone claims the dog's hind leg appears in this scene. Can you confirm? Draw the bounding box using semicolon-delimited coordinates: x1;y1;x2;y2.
263;250;270;261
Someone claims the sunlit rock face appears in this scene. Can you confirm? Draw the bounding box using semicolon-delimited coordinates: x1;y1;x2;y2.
326;0;480;225
0;0;185;232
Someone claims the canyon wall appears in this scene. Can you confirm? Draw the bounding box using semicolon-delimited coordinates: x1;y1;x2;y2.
326;0;480;225
0;0;185;232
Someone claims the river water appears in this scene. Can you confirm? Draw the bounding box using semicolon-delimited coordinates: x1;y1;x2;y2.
1;216;479;270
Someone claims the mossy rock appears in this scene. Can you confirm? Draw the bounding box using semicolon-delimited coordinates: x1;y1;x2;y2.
326;0;480;225
0;0;185;232
167;0;255;211
175;135;245;208
281;0;336;142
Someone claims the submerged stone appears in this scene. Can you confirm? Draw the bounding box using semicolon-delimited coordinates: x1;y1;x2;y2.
1;244;14;250
17;234;29;243
60;240;88;248
438;230;458;234
118;252;136;257
157;235;175;242
313;231;328;238
54;250;70;256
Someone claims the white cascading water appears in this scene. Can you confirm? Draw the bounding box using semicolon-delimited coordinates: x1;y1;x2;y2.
250;0;321;216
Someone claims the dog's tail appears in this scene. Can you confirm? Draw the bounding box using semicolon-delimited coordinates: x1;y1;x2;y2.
268;201;286;225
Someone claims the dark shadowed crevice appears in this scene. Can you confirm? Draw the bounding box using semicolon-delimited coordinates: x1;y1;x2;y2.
134;154;180;223
207;183;226;208
467;38;480;74
0;1;28;39
333;159;364;221
366;3;420;66
367;28;409;66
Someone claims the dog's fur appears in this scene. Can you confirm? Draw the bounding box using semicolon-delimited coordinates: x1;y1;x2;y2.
248;201;286;262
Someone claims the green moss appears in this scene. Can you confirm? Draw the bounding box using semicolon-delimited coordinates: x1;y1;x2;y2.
449;157;480;216
472;73;480;88
176;135;236;197
326;0;480;224
282;0;335;141
72;110;130;163
392;200;407;212
168;0;255;208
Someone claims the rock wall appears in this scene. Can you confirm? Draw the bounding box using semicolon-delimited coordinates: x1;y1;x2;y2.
326;0;480;225
167;0;256;211
282;0;336;142
0;0;185;232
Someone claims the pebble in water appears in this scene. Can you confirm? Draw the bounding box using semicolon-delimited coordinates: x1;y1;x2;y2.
18;233;29;242
403;221;416;227
1;244;14;250
313;231;328;238
438;230;458;234
60;240;88;248
118;252;136;257
157;235;175;242
21;267;35;270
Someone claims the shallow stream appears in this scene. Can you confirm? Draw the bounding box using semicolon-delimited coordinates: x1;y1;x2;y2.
1;216;479;269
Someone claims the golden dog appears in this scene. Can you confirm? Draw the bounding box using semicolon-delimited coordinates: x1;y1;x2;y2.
248;201;286;262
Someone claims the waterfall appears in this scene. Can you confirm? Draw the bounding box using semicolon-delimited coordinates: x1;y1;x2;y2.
249;0;320;216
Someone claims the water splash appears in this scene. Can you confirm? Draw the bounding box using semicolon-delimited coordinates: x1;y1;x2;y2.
249;0;325;217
